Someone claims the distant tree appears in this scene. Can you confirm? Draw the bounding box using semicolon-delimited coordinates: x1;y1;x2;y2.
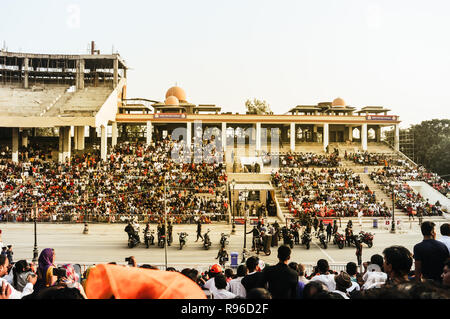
245;98;271;115
424;136;450;180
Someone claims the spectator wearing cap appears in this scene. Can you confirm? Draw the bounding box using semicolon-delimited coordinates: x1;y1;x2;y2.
309;259;336;291
241;257;266;295
212;274;236;299
438;223;450;253
203;264;228;295
332;272;352;299
228;264;247;298
262;245;298;299
413;221;449;283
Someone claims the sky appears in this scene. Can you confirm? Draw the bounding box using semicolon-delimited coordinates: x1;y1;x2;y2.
1;0;449;128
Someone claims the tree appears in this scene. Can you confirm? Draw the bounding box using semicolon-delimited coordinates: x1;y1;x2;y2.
245;98;271;115
424;136;450;180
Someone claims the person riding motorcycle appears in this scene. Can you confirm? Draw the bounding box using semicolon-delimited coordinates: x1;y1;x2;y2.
313;216;319;232
167;221;173;246
125;221;139;242
143;223;154;247
216;246;229;267
291;222;300;244
157;222;166;246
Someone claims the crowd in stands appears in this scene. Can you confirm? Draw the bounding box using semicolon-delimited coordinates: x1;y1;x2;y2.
0;138;228;224
272;167;391;218
370;164;448;217
1;222;449;299
345;151;402;166
264;152;341;168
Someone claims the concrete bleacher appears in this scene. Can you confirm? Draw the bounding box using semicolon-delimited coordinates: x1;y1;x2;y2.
58;86;113;114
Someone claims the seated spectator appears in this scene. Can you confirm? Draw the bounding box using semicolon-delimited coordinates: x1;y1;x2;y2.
0;255;35;299
383;246;413;286
212;274;236;299
35;248;57;293
302;281;327;299
228;264;247;298
309;259;336;291
438;223;450;253
59;264;87;299
241;257;265;294
345;262;361;293
203;264;228;295
246;288;272;299
297;263;309;285
442;259;450;288
362;254;387;289
12;260;35;292
288;262;305;298
332;272;352;299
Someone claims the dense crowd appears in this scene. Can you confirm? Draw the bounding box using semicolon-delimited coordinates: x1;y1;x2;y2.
1;222;449;299
272;168;391;218
0;138;228;224
345;151;402;166
370;164;448;217
263;152;341;168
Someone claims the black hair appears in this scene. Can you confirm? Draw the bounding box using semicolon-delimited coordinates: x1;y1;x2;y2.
0;255;7;267
303;281;326;299
313;291;345;299
346;262;358;276
13;260;29;288
440;223;450;236
236;264;247;277
214;274;227;290
288;262;299;274
383;246;413;277
36;286;85;299
370;254;384;269
224;268;234;278
246;257;259;272
166;267;177;272
277;245;291;262
246;288;272;299
421;221;435;237
316;259;329;274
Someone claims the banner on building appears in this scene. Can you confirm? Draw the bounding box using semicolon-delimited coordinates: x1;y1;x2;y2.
154;113;187;119
366;115;398;121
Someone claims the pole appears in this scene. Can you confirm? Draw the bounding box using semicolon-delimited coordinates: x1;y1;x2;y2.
32;205;38;263
164;175;168;270
232;184;236;234
242;190;248;263
391;184;396;233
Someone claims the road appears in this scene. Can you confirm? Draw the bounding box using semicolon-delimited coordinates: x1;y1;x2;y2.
0;219;431;272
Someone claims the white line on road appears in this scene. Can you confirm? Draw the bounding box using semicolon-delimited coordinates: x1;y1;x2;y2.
313;241;335;263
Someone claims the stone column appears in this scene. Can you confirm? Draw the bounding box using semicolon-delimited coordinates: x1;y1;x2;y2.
256;122;261;152
323;123;329;152
100;125;107;161
23;58;29;89
290;122;295;152
348;125;353;142
146;121;152;145
221;122;227;151
12;128;19;163
21;132;28;148
186;122;192;149
112;122;118;147
76;126;85;150
74;126;78;150
376;126;382;142
59;127;71;163
76;59;85;90
361;123;368;151
113;58;119;88
394;124;400;151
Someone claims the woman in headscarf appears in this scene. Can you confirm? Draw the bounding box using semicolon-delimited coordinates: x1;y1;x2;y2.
35;248;57;292
59;264;87;299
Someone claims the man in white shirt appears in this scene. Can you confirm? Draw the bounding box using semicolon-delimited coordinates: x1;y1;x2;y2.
362;254;387;290
203;264;229;295
213;274;236;299
0;255;35;299
332;272;352;299
309;259;336;291
228;265;247;298
438;223;450;253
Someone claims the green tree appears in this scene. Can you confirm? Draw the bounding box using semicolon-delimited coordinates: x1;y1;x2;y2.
245;98;271;115
424;136;450;180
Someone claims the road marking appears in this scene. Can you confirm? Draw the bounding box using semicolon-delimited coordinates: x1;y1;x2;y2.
313;241;335;263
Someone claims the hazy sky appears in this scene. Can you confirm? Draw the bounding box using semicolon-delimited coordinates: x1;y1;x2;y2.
1;0;449;127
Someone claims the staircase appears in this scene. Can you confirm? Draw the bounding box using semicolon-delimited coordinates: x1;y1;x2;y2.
274;188;293;221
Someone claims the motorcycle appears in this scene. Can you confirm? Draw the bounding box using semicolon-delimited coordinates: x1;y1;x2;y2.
333;232;345;249
358;231;374;248
283;229;294;249
254;235;272;256
317;231;328;249
144;230;155;248
125;224;140;248
203;229;212;250
301;231;312;250
220;233;229;248
158;233;166;248
178;232;188;250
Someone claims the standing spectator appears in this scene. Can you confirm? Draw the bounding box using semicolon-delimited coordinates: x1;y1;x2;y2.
0;255;35;299
228;265;247;298
332;272;352;299
438;223;450;253
288;262;305;298
345;262;361;293
262;245;298;299
297;263;309;285
195;219;203;242
309;259;336;291
355;240;363;268
6;245;13;264
383;246;413;286
224;268;234;283
0;247;6;257
241;257;266;294
212;274;236;299
326;222;332;243
413;221;449;283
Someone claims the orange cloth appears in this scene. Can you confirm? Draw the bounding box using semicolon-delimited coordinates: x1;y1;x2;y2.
86;264;206;299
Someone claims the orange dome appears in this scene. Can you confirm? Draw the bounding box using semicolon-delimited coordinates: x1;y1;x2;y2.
165;95;180;106
332;97;346;107
165;86;186;102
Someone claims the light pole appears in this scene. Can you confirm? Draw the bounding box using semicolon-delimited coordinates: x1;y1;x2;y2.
390;182;396;233
32;200;38;263
241;188;249;263
231;179;236;234
164;173;169;270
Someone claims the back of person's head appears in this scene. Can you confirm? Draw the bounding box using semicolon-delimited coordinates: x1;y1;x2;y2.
421;221;435;237
0;255;7;267
383;246;413;277
335;272;352;291
246;288;272;299
314;291;345;299
303;281;326;299
298;263;306;276
370;254;384;269
277;245;291;262
346;262;358;276
224;268;234;278
236;265;247;277
36;286;85;299
166;267;177;272
317;259;329;274
214;274;227;290
246;257;259;272
288;262;299;274
440;223;450;236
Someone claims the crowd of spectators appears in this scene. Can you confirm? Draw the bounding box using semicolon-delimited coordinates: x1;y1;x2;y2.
0;138;228;224
272;167;391;218
263;152;341;168
1;221;449;299
345;151;402;166
370;165;447;217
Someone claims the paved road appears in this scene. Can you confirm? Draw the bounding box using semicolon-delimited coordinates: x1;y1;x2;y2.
0;220;432;270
